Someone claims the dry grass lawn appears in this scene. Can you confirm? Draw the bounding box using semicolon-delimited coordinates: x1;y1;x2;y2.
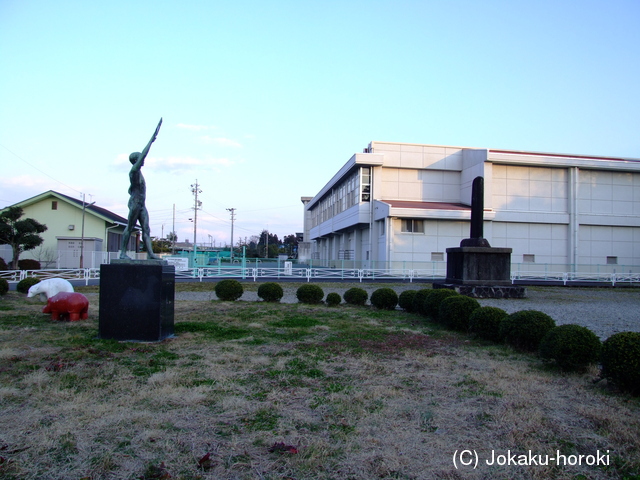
0;283;638;480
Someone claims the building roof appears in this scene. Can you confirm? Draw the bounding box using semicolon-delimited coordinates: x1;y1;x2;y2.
5;190;130;226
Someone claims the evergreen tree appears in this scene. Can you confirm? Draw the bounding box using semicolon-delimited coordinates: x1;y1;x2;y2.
0;207;48;270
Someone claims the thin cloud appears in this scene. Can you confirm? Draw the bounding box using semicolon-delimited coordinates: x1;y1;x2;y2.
200;135;242;148
146;156;234;169
0;176;83;207
176;123;217;131
112;154;234;171
2;175;56;188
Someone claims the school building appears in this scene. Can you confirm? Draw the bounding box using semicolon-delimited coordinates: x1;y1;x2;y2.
300;141;640;272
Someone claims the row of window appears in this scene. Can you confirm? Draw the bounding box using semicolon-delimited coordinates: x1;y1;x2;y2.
310;167;371;228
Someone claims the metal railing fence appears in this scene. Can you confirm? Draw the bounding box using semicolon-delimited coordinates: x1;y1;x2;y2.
1;268;100;285
2;262;640;286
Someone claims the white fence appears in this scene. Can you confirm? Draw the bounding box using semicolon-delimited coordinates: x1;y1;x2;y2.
2;264;640;286
1;268;100;285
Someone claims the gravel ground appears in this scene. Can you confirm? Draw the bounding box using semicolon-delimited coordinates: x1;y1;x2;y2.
176;284;640;340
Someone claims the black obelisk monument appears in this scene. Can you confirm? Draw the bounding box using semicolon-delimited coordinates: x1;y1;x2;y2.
436;176;525;298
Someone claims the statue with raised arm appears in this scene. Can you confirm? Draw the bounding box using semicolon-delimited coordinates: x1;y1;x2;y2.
119;118;163;260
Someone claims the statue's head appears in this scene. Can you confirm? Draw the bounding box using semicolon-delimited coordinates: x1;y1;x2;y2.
129;152;141;164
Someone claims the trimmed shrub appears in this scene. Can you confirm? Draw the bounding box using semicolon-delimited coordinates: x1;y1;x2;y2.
539;324;602;372
469;306;508;342
398;290;417;312
601;331;640;395
343;287;368;306
439;295;481;332
17;277;40;294
0;278;8;296
412;289;432;316
18;259;41;270
296;284;324;304
0;257;8;271
423;288;459;321
214;279;244;301
326;292;342;306
257;282;284;302
500;310;556;351
370;288;398;310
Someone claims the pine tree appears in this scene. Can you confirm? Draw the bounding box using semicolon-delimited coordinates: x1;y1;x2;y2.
0;207;48;270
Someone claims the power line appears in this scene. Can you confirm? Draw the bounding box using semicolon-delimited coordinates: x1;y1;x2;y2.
242;204;299;213
0;142;82;195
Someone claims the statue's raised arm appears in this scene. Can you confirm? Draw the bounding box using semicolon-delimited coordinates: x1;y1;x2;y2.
139;118;163;161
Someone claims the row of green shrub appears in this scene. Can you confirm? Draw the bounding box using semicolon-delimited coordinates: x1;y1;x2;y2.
0;258;41;271
398;287;640;396
213;280;402;310
296;285;400;310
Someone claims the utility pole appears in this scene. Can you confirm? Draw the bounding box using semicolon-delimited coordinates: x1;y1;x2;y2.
172;204;176;254
191;180;202;248
79;193;95;269
227;208;236;260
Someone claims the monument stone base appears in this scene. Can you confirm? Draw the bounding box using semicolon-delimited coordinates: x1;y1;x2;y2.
440;245;525;298
99;260;175;342
445;246;512;286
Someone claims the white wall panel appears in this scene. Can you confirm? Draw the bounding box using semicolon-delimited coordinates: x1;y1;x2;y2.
578;225;639;265
493;165;568;214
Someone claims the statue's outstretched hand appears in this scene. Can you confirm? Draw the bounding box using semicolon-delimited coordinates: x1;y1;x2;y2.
153;118;163;141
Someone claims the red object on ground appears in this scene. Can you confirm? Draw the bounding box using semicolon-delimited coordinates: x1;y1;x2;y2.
42;292;89;321
268;442;298;454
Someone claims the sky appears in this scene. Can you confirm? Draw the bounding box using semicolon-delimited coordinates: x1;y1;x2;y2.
1;0;639;247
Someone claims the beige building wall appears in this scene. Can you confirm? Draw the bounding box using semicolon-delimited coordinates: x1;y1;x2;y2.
22;198;102;249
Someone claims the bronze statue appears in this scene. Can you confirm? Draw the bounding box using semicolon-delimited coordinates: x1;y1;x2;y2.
119;118;163;260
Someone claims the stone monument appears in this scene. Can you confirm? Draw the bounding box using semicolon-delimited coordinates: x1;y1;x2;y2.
99;119;175;341
435;176;526;298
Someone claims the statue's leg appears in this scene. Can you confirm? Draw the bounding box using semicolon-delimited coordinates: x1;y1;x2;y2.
119;203;141;259
119;226;133;259
140;207;161;260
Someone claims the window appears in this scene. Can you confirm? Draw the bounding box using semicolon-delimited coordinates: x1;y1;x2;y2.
361;167;371;202
523;254;535;263
338;250;354;260
431;252;444;262
401;219;424;233
51;201;58;210
606;256;618;265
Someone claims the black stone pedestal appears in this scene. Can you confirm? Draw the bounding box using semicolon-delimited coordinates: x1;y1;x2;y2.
437;246;526;298
445;246;512;285
99;260;175;341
